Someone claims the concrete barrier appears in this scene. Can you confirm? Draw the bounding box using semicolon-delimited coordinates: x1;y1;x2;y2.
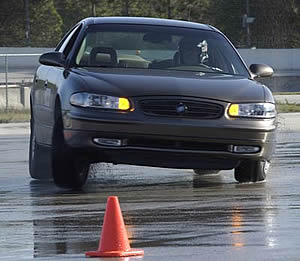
0;47;300;75
0;86;30;110
238;49;300;74
0;47;299;110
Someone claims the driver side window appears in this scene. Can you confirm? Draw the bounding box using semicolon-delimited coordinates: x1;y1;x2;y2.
56;24;82;57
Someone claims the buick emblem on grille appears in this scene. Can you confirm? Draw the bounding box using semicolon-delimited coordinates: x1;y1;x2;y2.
176;103;188;114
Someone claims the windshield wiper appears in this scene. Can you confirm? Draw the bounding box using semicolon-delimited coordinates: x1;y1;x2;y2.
199;63;224;73
77;64;117;68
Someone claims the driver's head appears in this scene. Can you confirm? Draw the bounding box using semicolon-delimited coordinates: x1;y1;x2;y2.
179;38;201;65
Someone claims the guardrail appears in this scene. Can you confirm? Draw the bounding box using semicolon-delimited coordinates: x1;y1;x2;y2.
0;51;299;111
0;54;40;111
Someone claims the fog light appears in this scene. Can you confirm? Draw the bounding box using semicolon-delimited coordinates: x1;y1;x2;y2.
93;138;123;147
233;145;260;153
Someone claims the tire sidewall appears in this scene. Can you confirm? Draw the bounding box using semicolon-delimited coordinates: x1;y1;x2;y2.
51;103;89;189
29;118;36;176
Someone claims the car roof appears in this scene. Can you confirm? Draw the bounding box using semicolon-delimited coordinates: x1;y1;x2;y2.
81;17;216;32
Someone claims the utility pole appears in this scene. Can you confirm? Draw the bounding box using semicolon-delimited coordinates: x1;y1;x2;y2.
91;0;99;16
246;0;250;47
167;0;171;19
122;0;129;16
242;0;255;48
92;2;96;16
25;0;30;46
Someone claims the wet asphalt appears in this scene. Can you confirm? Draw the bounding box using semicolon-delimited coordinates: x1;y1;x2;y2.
0;116;300;260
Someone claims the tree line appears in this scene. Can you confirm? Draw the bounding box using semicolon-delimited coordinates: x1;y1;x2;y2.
0;0;299;48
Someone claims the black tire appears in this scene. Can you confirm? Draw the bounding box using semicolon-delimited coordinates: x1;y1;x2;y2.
29;117;52;179
51;100;90;189
234;160;269;183
193;169;220;176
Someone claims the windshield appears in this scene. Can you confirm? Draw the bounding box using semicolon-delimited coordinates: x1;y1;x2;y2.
75;24;249;76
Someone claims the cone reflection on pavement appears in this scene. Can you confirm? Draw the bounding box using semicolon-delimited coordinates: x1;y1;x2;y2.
85;196;144;257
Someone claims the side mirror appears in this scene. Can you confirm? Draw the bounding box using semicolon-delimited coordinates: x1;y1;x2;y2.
249;64;274;78
39;52;65;67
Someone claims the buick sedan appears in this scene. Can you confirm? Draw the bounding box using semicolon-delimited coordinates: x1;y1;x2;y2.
29;17;277;188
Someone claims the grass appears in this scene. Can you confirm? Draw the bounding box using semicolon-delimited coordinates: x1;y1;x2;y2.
0;109;31;123
276;102;300;113
274;92;300;112
273;92;300;95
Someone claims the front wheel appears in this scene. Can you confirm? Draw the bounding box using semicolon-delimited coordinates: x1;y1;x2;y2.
234;160;269;183
52;151;90;189
52;101;90;189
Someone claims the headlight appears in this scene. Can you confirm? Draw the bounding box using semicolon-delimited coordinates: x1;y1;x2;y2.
228;103;276;118
70;92;131;111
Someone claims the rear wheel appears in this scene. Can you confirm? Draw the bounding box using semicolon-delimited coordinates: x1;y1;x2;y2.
234;160;269;183
29;115;52;179
193;169;220;176
52;101;90;189
29;117;38;178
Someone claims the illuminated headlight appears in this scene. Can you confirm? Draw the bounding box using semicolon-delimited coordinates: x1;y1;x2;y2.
70;92;131;111
228;103;276;118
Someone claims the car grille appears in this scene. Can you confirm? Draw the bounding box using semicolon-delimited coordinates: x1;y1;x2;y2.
140;99;224;119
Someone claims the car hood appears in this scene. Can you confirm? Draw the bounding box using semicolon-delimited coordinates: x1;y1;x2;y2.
74;68;265;103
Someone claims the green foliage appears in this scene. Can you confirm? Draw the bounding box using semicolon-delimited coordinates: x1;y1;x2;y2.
251;0;300;48
0;1;26;46
173;0;212;23
210;0;246;47
0;0;299;48
30;0;63;47
54;0;92;34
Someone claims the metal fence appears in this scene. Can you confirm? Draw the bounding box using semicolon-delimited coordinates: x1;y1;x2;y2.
0;53;40;111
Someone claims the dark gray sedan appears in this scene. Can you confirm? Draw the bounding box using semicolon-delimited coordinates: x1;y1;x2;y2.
30;17;277;188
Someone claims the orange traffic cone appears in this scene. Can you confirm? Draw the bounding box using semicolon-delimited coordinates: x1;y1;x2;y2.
85;196;144;257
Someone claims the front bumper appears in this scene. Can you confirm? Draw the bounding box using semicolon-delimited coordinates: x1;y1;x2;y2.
62;108;277;170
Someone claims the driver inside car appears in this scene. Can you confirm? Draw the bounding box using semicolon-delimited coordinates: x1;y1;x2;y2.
175;38;209;66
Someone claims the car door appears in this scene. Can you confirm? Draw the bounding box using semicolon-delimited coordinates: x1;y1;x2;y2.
32;63;52;145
